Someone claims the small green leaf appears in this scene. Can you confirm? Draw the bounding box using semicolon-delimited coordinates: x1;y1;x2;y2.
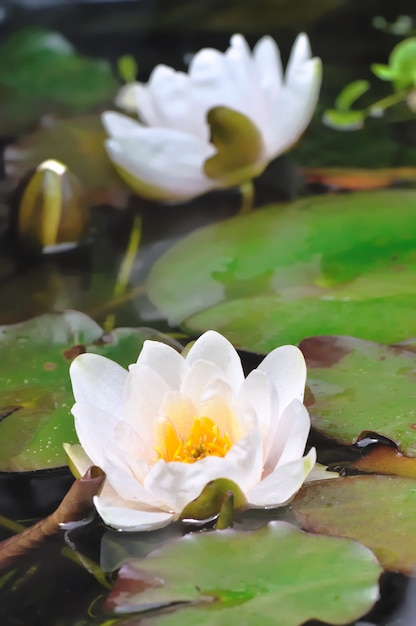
106;522;382;626
335;80;371;111
117;54;138;84
372;38;416;90
323;108;366;130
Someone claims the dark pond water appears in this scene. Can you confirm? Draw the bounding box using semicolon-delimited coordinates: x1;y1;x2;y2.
1;0;416;624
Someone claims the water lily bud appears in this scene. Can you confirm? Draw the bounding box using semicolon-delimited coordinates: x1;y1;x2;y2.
17;159;88;254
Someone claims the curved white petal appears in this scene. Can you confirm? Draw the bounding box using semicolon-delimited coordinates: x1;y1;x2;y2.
94;495;174;531
145;428;263;512
248;447;316;507
185;330;245;393
124;364;171;445
102;111;146;139
237;369;275;446
286;33;312;82
158;391;197;440
136;340;188;389
264;399;311;473
104;129;216;200
253;35;283;105
189;36;266;134
144;65;208;140
70;353;128;417
265;56;321;158
72;402;119;469
257;345;307;410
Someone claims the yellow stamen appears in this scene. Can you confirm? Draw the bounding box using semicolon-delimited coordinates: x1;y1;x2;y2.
155;416;232;464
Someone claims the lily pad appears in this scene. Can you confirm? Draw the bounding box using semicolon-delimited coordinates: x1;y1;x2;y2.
147;190;416;352
0;311;180;472
106;522;381;626
0;27;118;135
300;335;416;456
292;475;416;574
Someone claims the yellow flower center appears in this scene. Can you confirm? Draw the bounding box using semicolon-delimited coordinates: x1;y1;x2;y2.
155;416;232;464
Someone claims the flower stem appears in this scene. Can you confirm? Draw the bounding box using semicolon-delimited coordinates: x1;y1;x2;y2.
239;180;255;215
215;491;234;530
103;214;142;333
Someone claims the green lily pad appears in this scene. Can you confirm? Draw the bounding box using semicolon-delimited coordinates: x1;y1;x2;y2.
300;335;416;455
147;190;416;353
292;474;416;574
0;311;180;472
106;522;381;626
0;27;118;135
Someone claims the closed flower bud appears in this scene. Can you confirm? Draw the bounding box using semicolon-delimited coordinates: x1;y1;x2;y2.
17;159;88;254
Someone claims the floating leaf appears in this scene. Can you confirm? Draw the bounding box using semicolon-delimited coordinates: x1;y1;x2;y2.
335;443;416;478
0;311;180;472
148;190;416;352
0;27;118;135
292;475;416;574
300;335;416;456
106;522;381;626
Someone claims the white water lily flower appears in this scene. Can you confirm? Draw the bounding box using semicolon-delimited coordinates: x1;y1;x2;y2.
103;33;321;202
67;330;316;531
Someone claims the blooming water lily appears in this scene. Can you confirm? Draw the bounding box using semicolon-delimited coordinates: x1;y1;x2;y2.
67;330;315;531
103;33;322;202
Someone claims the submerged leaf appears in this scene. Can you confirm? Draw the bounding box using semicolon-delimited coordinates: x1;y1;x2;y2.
106;522;381;626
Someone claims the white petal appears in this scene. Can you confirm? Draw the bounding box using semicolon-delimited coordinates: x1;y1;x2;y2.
158;391;197;439
136;340;188;389
265;56;321;158
70;353;128;417
248;447;316;507
196;377;237;437
185;331;245;393
265;399;311;473
189;36;266;133
144;65;208;140
72;402;119;469
237;369;275;447
180;360;226;401
145;428;263;512
124;364;171;445
134;83;163;127
253;35;283;106
94;495;174;531
102;111;145;139
286;33;312;82
257;345;307;410
104;130;216;200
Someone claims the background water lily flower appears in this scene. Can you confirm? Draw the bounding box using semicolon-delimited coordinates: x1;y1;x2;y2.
103;33;322;202
67;330;316;531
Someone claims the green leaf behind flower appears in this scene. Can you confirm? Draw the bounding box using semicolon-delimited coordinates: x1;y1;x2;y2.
0;311;180;472
147;190;416;352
